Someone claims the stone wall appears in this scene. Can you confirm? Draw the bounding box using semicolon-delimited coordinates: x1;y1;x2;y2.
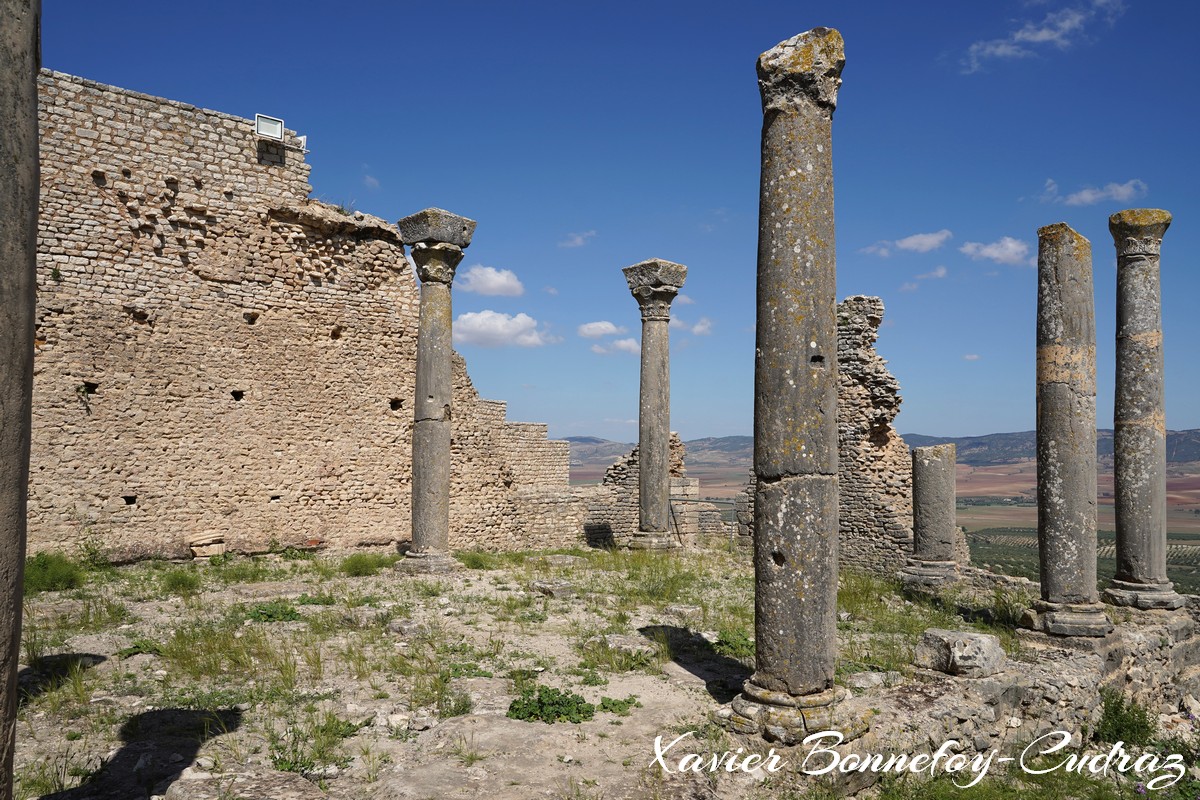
736;297;917;574
31;70;575;559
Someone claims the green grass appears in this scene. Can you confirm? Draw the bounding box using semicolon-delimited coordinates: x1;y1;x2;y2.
161;567;202;597
340;552;400;577
24;552;85;594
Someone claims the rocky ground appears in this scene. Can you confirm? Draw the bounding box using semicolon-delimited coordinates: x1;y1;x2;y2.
13;545;1200;800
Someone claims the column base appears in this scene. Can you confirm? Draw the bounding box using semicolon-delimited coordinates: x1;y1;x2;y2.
1021;600;1113;637
1103;579;1185;610
721;681;869;745
627;531;677;550
394;550;460;575
898;559;959;587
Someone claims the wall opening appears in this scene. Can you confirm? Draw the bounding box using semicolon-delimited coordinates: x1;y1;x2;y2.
330;326;343;340
231;390;245;401
122;495;137;505
389;398;403;411
243;311;259;325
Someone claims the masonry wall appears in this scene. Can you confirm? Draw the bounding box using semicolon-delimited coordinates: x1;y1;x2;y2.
31;70;575;559
736;296;916;574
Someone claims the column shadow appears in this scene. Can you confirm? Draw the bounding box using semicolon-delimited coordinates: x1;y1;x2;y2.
639;624;751;703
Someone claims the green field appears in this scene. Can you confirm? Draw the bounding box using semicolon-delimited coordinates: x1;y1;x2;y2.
968;526;1200;596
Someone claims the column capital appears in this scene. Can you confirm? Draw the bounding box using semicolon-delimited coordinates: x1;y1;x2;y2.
757;27;845;114
1110;209;1171;259
623;258;687;321
410;242;464;285
398;207;476;249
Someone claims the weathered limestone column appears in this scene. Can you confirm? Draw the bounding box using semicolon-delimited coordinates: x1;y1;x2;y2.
0;2;39;797
727;28;866;744
1030;223;1112;635
622;258;687;550
395;208;475;574
1104;209;1183;610
900;445;959;586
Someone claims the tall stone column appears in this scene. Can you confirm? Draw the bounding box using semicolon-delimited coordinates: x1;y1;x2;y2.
1104;209;1183;610
727;28;866;744
395;208;475;574
901;445;959;586
622;258;686;550
0;2;39;797
1031;223;1111;636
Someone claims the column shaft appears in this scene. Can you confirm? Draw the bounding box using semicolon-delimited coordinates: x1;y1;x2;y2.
411;278;453;557
0;2;39;796
1106;209;1181;609
912;445;957;562
638;316;670;535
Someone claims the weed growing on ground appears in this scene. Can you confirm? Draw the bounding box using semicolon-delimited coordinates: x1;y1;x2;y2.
24;552;85;595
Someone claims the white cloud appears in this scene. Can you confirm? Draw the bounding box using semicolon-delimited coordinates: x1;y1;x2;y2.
453;310;556;347
916;265;948;280
963;354;981;361
691;317;713;335
1040;177;1147;206
862;229;952;258
611;338;641;355
675;293;695;305
362;174;380;190
543;286;559;296
1065;179;1148;206
590;344;609;355
558;230;597;248
455;265;525;296
603;418;637;425
577;320;627;339
899;282;919;293
960;236;1032;266
895;229;953;253
963;0;1125;73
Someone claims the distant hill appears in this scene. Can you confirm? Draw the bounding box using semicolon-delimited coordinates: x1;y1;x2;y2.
567;430;1200;471
903;429;1200;466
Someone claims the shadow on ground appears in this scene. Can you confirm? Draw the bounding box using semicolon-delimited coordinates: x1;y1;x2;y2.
42;707;242;800
18;653;107;708
640;624;750;703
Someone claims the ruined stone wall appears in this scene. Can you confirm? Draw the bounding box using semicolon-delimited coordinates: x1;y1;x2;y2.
31;70;574;559
736;296;915;573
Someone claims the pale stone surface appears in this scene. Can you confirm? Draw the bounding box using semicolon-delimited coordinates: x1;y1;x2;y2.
0;3;39;797
622;258;686;549
396;207;476;248
1105;209;1183;610
163;768;326;800
733;27;852;741
903;444;958;586
914;629;1006;677
29;72;577;558
1034;223;1110;636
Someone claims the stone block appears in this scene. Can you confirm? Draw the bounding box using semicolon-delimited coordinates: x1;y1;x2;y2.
397;207;475;247
914;628;1006;677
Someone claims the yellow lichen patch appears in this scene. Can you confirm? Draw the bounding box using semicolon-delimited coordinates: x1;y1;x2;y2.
1037;222;1091;250
1109;208;1172;229
1127;330;1163;348
1037;344;1094;386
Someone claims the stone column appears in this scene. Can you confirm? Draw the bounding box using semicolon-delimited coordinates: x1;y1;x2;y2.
1104;209;1183;610
727;28;866;744
1031;223;1111;635
622;258;687;550
0;2;39;796
395;208;475;574
901;445;959;586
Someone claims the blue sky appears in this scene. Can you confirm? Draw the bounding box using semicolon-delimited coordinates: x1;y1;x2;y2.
44;1;1199;440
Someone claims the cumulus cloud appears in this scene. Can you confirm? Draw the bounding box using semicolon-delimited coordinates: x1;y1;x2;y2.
862;229;953;258
455;265;525;296
543;286;559;296
558;230;597;248
899;282;919;293
963;0;1125;73
963;354;981;361
453;310;556;347
675;293;695;305
1040;177;1147;206
670;317;713;335
362;174;380;190
916;265;948;280
590;344;609;355
577;320;627;339
611;338;641;355
960;236;1032;266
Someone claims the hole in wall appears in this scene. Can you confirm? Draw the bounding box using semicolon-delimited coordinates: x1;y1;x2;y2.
389;398;403;411
122;495;137;506
269;495;281;503
771;551;786;566
121;168;132;178
81;381;100;395
124;306;151;325
330;326;342;340
810;355;825;368
243;311;259;325
231;390;245;401
91;170;107;187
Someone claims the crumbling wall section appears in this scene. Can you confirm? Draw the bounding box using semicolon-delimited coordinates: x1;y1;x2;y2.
31;70;573;559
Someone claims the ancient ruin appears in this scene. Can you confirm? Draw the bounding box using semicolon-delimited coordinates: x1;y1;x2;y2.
901;444;959;586
1028;223;1111;636
1105;209;1184;609
0;1;39;795
729;27;865;742
398;208;475;573
622;258;687;550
